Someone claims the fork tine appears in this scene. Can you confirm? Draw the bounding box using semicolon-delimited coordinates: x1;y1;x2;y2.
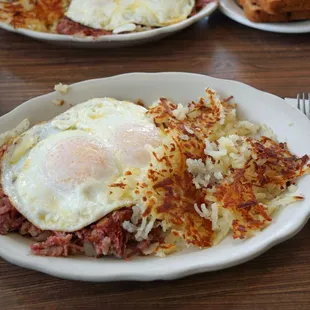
303;93;307;115
296;93;309;118
297;93;301;110
308;93;310;118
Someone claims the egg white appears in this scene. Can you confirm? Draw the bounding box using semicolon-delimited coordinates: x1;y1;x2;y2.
1;98;162;232
65;0;195;33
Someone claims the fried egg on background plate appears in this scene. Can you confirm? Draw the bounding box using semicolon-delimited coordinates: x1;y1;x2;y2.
1;98;162;232
65;0;195;33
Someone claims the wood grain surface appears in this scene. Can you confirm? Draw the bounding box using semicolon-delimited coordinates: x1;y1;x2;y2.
1;11;310;310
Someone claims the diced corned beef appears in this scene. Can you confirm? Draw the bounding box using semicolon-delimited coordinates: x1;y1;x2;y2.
75;228;90;240
88;208;133;258
30;209;134;258
30;234;83;257
0;188;49;240
136;240;152;252
20;221;42;236
56;17;111;37
19;221;52;242
0;198;162;258
0;205;10;215
32;231;53;242
0;188;51;241
125;227;164;258
111;208;133;223
53;231;70;238
0;190;24;235
191;0;214;15
93;237;111;256
195;0;214;8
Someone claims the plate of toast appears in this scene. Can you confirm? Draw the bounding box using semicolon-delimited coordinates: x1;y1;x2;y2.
220;0;310;33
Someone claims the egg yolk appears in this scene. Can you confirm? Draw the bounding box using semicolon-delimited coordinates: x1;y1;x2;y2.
44;137;117;190
115;124;162;168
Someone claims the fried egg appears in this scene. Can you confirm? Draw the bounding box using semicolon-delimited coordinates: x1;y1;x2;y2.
1;98;162;232
65;0;195;34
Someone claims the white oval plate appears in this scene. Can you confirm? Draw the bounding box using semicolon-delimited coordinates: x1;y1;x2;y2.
0;2;218;48
1;72;310;282
220;0;310;33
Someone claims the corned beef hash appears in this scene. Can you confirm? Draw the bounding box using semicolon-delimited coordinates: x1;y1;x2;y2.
0;0;214;36
0;89;309;259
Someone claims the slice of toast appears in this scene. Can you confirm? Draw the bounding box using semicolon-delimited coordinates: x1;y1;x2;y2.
242;0;310;23
256;0;310;14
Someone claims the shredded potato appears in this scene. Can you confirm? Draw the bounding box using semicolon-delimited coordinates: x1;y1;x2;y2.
131;89;309;250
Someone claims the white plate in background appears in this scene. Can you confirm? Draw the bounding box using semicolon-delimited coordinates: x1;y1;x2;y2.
220;0;310;33
0;2;218;48
1;72;310;282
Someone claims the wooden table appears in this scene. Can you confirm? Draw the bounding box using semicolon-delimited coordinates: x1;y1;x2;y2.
1;11;310;309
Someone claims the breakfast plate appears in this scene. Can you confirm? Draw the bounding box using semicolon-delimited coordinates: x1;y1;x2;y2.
1;72;310;282
0;1;218;48
220;0;310;33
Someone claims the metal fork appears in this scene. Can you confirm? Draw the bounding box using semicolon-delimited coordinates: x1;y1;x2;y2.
297;93;310;119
